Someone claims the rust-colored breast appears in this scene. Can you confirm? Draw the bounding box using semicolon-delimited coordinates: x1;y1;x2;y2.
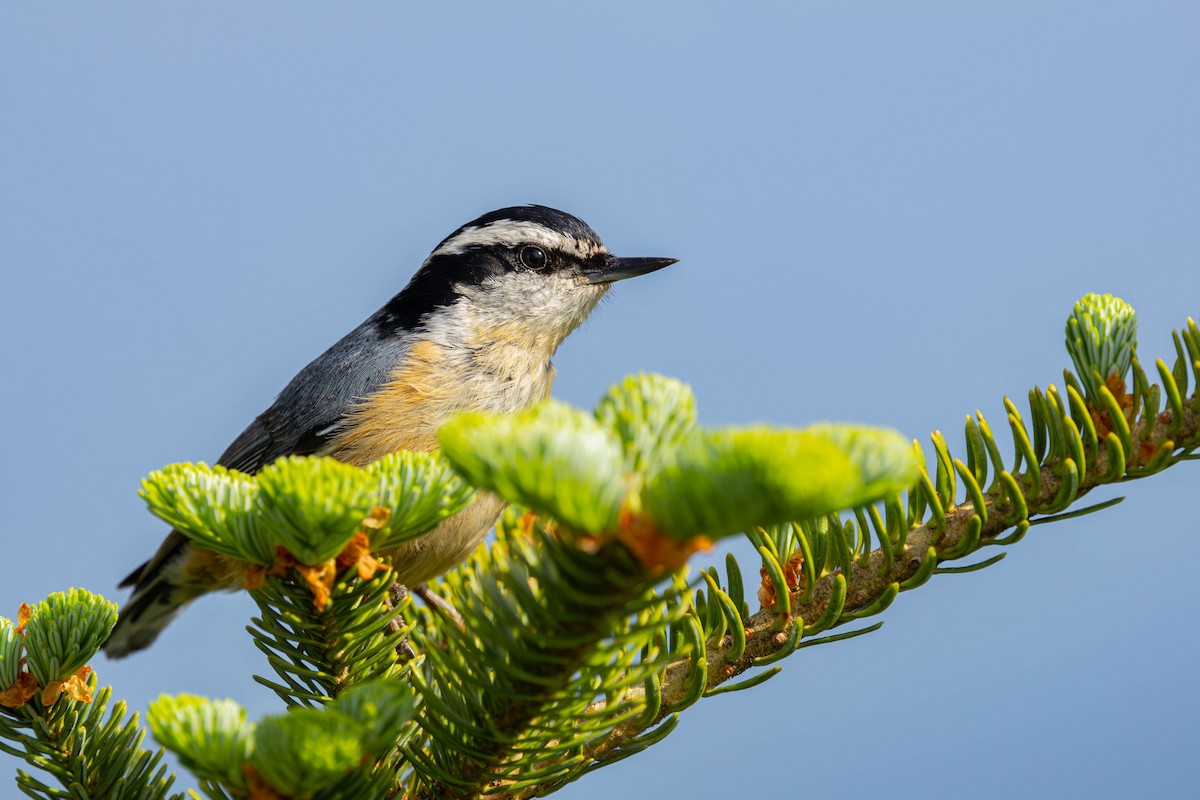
305;333;556;584
325;340;448;465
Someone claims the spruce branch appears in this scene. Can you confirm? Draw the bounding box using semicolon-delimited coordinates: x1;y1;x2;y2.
401;526;682;800
687;380;1196;690
145;680;419;799
0;594;181;800
247;569;413;707
508;310;1200;796
6;296;1194;800
395;375;915;799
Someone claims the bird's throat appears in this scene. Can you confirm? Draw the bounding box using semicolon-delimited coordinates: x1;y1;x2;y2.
324;336;554;466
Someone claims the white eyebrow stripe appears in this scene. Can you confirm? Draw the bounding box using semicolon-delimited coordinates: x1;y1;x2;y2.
430;220;605;260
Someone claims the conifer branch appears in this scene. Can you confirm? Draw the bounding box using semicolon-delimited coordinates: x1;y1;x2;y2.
685;398;1197;695
552;323;1200;794
2;297;1194;800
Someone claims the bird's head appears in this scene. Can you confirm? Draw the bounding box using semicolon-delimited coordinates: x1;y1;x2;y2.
375;206;677;353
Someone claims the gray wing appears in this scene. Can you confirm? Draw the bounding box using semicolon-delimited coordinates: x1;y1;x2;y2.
218;319;408;474
120;319;407;589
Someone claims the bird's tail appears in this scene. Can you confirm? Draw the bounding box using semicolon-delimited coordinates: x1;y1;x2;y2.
103;571;190;658
104;531;201;658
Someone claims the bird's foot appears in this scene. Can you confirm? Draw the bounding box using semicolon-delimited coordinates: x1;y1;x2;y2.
385;581;417;661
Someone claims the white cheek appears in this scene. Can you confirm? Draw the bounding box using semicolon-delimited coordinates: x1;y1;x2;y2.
447;272;609;350
524;275;607;335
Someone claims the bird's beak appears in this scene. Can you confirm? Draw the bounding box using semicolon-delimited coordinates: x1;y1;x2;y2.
583;255;679;284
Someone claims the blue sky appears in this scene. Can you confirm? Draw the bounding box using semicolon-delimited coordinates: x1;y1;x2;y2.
2;2;1197;798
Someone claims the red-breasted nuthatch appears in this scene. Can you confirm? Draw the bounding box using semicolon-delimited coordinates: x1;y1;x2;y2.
104;205;676;657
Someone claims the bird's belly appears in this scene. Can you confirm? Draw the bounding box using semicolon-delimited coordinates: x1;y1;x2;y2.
381;491;505;586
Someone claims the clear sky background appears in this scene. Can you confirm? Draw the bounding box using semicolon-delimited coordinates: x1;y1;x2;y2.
2;3;1197;798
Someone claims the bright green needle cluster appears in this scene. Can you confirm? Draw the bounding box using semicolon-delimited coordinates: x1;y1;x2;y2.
251;708;365;796
141;450;476;567
146;694;253;792
22;589;117;687
439;402;629;533
0;618;21;692
146;680;416;799
1066;292;1138;400
440;373;918;543
1;593;178;800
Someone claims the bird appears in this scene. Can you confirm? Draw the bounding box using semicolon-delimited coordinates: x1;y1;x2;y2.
104;205;677;657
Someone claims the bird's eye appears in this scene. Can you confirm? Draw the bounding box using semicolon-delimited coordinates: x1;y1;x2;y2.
519;246;547;270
